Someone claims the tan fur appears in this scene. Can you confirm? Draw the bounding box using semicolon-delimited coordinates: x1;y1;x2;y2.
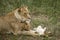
0;6;31;35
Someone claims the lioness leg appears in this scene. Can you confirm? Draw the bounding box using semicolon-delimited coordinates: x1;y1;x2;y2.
11;23;20;35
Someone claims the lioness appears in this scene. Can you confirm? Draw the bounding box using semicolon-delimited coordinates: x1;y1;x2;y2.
0;6;31;35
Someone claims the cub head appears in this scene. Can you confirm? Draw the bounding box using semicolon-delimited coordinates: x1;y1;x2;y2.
15;6;31;23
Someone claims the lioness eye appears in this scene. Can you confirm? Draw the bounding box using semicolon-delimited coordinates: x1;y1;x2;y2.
24;13;26;14
28;13;30;15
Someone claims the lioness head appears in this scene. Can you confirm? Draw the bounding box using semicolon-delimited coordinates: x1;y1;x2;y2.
14;6;31;22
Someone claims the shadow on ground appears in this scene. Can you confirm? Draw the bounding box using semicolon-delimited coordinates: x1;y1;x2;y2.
0;34;57;40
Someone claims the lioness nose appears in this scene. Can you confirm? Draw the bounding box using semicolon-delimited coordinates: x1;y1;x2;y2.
27;14;31;19
28;16;31;19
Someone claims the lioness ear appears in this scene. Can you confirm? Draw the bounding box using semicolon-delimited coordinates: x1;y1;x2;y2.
18;7;24;12
18;8;21;12
18;6;28;12
20;6;28;11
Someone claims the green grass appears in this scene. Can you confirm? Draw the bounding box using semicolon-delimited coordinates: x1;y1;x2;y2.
0;0;60;40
